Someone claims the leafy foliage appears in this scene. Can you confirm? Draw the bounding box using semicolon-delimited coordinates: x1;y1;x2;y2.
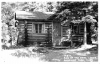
54;1;98;44
55;2;98;21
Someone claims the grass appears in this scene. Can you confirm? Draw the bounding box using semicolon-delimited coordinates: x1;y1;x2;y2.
2;44;98;62
2;45;25;50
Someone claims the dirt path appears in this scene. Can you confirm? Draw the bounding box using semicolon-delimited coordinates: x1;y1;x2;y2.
0;46;98;63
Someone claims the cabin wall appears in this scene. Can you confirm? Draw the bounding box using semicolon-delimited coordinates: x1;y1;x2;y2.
17;20;25;45
17;20;53;46
52;22;61;46
27;21;52;45
17;20;85;47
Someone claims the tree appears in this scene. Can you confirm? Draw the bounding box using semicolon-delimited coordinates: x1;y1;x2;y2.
55;2;98;21
82;15;97;46
1;2;14;47
1;2;20;47
54;1;98;47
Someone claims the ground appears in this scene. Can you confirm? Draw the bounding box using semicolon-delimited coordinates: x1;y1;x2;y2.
0;45;98;63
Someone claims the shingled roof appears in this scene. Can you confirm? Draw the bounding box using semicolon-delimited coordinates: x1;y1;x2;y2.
15;11;54;20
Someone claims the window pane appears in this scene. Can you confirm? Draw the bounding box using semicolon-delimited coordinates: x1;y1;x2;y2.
39;24;42;33
79;24;84;34
35;24;38;33
73;25;78;34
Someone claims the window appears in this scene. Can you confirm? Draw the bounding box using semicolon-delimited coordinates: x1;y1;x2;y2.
79;24;84;34
73;25;78;34
72;25;79;34
33;23;52;34
34;24;42;33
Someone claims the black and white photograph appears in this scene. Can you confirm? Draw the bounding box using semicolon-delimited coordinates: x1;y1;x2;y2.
1;1;98;63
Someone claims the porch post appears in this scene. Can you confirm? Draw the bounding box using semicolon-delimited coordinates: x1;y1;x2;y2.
70;24;73;47
24;21;28;46
84;22;87;45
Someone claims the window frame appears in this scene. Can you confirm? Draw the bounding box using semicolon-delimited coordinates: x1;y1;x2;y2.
34;24;42;33
32;22;52;34
32;23;44;34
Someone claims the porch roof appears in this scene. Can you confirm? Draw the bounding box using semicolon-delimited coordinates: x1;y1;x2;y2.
15;11;54;20
61;20;83;26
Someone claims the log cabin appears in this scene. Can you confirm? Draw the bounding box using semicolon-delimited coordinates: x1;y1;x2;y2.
15;11;61;47
15;11;94;47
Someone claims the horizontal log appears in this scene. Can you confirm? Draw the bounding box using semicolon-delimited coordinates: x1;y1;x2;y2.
72;37;83;39
27;31;33;33
28;34;52;37
19;24;25;26
28;35;47;37
72;35;83;36
19;21;25;24
27;26;32;27
27;39;46;42
27;31;32;33
27;24;32;25
27;22;32;24
27;29;32;31
27;25;32;27
28;37;46;39
28;37;52;39
28;36;52;39
20;26;25;27
27;28;32;30
27;38;52;40
28;33;52;35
